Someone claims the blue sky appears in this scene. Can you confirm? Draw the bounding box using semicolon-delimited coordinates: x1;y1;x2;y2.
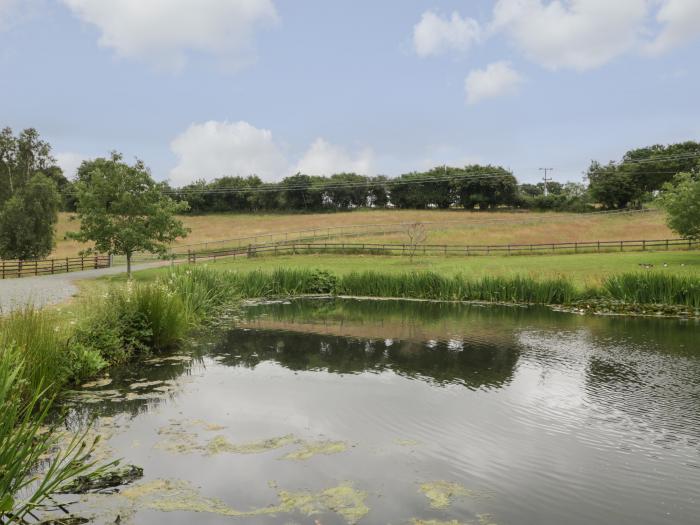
1;0;699;185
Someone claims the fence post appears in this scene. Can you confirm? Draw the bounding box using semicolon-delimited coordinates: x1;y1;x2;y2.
508;244;511;256
51;259;55;274
35;260;38;276
1;259;4;279
620;241;623;252
81;256;84;270
18;260;22;278
574;242;578;254
689;239;692;250
597;241;600;253
94;254;98;269
666;239;669;251
66;258;69;273
642;240;646;251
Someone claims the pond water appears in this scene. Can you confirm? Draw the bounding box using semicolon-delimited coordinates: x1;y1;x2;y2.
58;298;700;525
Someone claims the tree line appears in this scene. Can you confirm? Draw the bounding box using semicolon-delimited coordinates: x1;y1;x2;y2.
1;125;699;262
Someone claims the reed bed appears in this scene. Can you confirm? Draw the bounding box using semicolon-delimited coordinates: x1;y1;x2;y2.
603;272;700;308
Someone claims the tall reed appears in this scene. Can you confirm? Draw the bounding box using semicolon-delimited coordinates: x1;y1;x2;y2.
603;272;700;307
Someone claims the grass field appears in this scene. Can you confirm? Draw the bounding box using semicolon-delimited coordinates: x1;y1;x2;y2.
51;209;674;258
110;250;700;288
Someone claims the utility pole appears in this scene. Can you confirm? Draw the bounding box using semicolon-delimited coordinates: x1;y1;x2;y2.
539;167;554;196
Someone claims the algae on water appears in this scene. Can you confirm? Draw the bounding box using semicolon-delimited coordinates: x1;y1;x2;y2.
419;481;474;509
118;478;369;524
282;439;348;460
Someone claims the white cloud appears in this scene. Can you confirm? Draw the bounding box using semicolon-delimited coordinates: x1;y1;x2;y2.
169;121;288;185
62;0;279;71
295;138;374;176
465;61;523;105
413;10;481;57
647;0;700;55
55;152;85;179
491;0;649;71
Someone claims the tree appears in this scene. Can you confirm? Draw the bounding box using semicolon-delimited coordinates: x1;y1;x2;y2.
587;161;641;209
0;174;61;259
454;165;517;209
658;172;700;240
70;153;190;277
405;222;428;262
0;127;56;205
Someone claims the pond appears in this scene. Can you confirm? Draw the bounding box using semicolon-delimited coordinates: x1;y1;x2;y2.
58;298;700;525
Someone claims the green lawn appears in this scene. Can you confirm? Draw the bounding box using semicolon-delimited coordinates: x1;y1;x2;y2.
118;250;700;288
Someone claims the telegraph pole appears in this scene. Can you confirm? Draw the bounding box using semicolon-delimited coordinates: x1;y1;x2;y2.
539;167;554;196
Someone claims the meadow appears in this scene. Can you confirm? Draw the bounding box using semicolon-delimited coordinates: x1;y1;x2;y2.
51;208;675;258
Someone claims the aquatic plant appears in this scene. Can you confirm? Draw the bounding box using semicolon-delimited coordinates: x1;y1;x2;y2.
0;307;105;394
603;272;700;308
73;282;188;363
0;344;108;523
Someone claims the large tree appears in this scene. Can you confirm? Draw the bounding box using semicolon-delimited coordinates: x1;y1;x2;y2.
658;172;700;240
70;153;189;277
0;174;61;260
0;127;59;205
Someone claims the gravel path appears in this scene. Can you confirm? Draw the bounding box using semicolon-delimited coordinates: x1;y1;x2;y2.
0;261;170;312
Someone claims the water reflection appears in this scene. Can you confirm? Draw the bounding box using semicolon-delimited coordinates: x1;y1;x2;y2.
52;298;700;525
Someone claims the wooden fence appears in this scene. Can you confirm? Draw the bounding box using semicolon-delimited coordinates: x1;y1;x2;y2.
0;254;111;279
179;237;699;262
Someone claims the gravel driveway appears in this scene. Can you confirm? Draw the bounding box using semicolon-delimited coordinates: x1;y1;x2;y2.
0;261;170;312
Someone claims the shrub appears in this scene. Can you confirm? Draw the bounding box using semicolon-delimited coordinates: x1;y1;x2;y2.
74;282;188;364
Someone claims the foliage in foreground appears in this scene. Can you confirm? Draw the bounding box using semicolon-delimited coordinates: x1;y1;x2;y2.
0;345;106;523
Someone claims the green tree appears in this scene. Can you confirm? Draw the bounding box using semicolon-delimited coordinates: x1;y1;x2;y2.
454;165;517;209
0;127;57;205
587;161;641;209
0;174;61;260
70;153;190;277
658;172;700;240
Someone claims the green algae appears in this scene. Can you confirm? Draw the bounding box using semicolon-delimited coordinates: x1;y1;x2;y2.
282;439;348;460
129;380;164;389
394;438;422;447
119;478;369;524
411;517;497;525
206;434;297;455
81;377;112;388
154;419;348;460
419;481;474;509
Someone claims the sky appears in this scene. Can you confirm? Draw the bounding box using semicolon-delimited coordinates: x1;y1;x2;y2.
1;0;699;186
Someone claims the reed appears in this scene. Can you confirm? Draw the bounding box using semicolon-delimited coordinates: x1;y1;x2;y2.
603;272;700;307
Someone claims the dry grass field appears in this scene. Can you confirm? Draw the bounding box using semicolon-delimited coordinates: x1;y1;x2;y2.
52;209;674;258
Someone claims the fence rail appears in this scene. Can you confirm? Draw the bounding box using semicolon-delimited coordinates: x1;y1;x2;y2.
177;237;699;263
0;254;110;279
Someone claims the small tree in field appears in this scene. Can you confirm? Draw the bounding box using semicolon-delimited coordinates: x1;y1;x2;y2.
405;222;427;262
658;172;700;240
70;153;189;278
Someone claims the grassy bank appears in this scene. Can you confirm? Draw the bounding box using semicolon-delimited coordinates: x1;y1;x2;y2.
118;251;700;288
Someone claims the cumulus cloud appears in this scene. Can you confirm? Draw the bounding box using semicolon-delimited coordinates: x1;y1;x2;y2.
62;0;279;71
647;0;700;55
413;10;481;57
465;61;523;105
491;0;649;71
55;152;85;179
295;138;374;176
169;121;288;185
